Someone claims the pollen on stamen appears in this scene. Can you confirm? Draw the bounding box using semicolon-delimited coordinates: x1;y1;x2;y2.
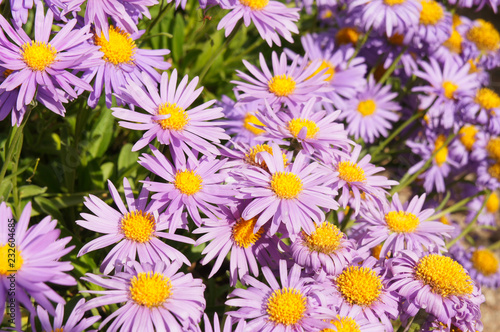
303;222;343;254
120;210;156;243
239;0;269;10
419;0;444;26
385;211;420;233
320;316;362;332
384;0;406;5
336;266;383;306
271;172;303;199
129;271;172;308
266;287;307;326
442;81;458;99
94;26;137;65
287;118;320;139
21;41;57;71
244;144;288;169
476;88;500;111
0;244;24;275
487;137;500;162
434;134;448;166
458;125;478;151
466;20;500;52
174;170;203;195
335;27;360;46
306;60;335;81
337;161;366;183
232;217;264;248
471;249;499;276
357;99;377;117
486;191;499;214
268;75;296;97
243;112;266;135
156;103;189;131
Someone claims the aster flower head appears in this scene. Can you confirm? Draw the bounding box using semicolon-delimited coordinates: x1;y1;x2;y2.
0;3;95;120
411;0;452;45
257;97;352;156
450;245;500;289
348;0;421;37
389;251;484;332
326;256;399;330
81;261;206;332
81;26;171;108
326;144;398;215
77;177;195;274
461;87;500;134
139;145;234;227
232;52;333;109
0;202;76;326
237;144;339;238
226;260;336;331
465;191;499;227
340;76;401;143
289;221;358;275
357;193;454;258
217;0;299;47
194;204;282;286
113;70;229;155
462;19;500;70
35;299;100;332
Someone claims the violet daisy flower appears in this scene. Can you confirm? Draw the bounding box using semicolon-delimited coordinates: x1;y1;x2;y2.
461;87;500;135
289;221;357;275
257;97;352;156
465;191;499;227
0;67;25;125
226;260;335;331
356;193;453;258
192;314;246;332
217;0;299;47
411;0;452;45
35;299;100;332
81;261;206;332
113;70;229;155
77;177;194;274
232;52;332;109
340;76;401;144
193;204;281;286
0;202;76;327
237;144;339;237
462;19;500;70
0;3;95;118
325;145;398;215
139;145;234;227
389;251;484;332
450;245;500;289
80;26;170;108
324;256;399;330
348;0;421;37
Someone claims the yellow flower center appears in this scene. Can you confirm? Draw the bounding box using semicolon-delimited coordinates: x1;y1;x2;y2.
468;59;479;73
466;20;500;52
156;103;189;131
120;210;155;243
388;33;405;46
307;60;335;81
336;27;360;46
287;118;320;139
487;137;500;162
321;316;361;332
486;191;499;213
174;170;203;195
232;217;264;248
94;26;136;65
458;125;478;151
303;222;343;254
475;88;500;110
239;0;269;9
385;211;420;233
384;0;406;5
266;288;306;326
489;162;500;180
419;0;444;25
337;266;383;306
434;134;448;166
443;29;463;54
0;244;24;275
244;144;288;169
50;329;64;332
129;272;172;308
471;249;499;276
452;14;461;27
268;75;296;97
337;161;366;183
442;81;458;99
414;254;474;297
3;69;13;78
440;216;450;225
21;41;57;71
371;244;383;260
243;112;266;135
271;172;303;199
357;99;377;117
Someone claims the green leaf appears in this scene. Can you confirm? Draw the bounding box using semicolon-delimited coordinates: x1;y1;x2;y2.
19;185;47;199
118;143;140;173
87;108;115;159
34;196;64;221
172;14;186;63
101;161;115;183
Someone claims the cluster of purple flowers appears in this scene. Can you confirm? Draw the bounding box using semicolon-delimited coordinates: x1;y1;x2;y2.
0;0;499;331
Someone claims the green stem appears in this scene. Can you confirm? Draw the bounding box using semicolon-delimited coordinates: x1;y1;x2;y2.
12;135;23;217
488;239;500;250
347;27;371;66
378;46;408;85
143;1;174;43
434;191;451;212
427;190;485;221
340;208;354;232
0;107;33;185
199;20;243;83
446;190;491;249
390;132;457;195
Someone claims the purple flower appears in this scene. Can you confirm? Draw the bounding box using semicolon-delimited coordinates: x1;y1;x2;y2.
35;299;100;332
217;0;299;47
0;202;76;327
0;3;95;119
462;19;500;70
410;0;452;45
450;245;500;289
80;26;170;108
77;178;194;274
339;76;401;143
226;260;335;331
389;251;484;332
460;87;500;135
465;191;499;227
81;261;206;331
232;52;332;109
139;145;234;227
113;70;229;155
